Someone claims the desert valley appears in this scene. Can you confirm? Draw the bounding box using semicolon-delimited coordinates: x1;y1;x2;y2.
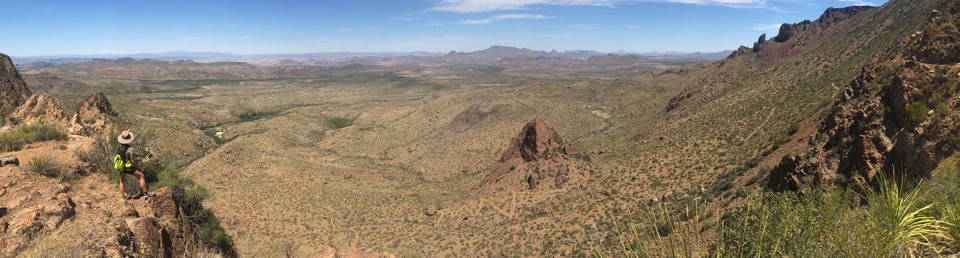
2;0;960;257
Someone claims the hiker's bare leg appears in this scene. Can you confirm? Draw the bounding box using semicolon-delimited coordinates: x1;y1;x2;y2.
134;171;149;193
119;174;126;196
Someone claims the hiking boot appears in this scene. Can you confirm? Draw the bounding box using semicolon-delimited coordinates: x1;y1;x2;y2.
143;191;156;198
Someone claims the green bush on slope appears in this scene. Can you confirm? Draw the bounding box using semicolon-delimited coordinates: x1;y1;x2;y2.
596;159;960;257
0;124;68;152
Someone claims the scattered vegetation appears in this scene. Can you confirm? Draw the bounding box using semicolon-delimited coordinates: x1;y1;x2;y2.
74;131;118;178
76;129;236;256
26;153;70;180
149;164;234;256
593;202;713;258
326;116;354;129
0;124;68;152
597;157;960;257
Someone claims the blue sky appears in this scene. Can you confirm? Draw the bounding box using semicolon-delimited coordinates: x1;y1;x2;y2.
0;0;885;56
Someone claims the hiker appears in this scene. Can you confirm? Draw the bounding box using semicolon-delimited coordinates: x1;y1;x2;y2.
115;130;154;199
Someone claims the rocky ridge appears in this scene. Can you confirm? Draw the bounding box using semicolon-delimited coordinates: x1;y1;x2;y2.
768;1;960;191
0;53;31;121
728;6;878;59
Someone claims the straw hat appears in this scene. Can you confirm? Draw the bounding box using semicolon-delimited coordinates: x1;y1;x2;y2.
118;131;136;144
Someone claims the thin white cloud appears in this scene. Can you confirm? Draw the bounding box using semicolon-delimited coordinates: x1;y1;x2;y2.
838;0;874;6
177;36;252;42
459;13;554;24
751;23;782;31
430;0;769;13
432;0;615;13
571;24;598;30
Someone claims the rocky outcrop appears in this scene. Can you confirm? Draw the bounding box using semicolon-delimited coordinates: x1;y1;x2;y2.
125;217;165;258
818;6;876;25
726;46;753;59
769;60;960;191
76;92;116;125
0;52;31;120
773;20;811;43
146;188;200;257
0;176;207;257
752;34;767;53
499;118;562;162
10;93;66;125
477;118;584;193
909;2;960;64
2;193;76;254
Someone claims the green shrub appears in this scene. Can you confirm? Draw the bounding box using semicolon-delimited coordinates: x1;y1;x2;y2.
326;117;354;129
942;207;960;249
195;209;232;253
905;101;929;126
718;190;888;257
26;153;69;180
74;135;115;177
787;122;800;136
146;164;236;256
921;154;960;252
863;175;947;257
0;124;68;152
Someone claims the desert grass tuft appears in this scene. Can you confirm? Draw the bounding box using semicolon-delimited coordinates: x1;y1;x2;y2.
26;153;70;180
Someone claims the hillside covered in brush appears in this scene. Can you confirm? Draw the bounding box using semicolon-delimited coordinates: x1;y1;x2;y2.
4;0;959;256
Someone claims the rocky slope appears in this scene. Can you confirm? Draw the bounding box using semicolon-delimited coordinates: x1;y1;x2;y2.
0;55;222;257
769;0;960;191
0;53;31;121
0;134;210;257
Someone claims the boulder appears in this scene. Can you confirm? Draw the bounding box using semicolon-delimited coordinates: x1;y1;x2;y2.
3;193;76;254
120;203;139;218
0;155;18;167
68;114;89;135
563;145;583;156
424;205;438;216
768;156;802;192
125;217;166;258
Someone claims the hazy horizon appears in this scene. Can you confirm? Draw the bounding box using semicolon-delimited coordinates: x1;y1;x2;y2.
1;0;887;56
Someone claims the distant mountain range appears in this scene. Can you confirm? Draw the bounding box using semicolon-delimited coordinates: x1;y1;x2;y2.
10;46;734;65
